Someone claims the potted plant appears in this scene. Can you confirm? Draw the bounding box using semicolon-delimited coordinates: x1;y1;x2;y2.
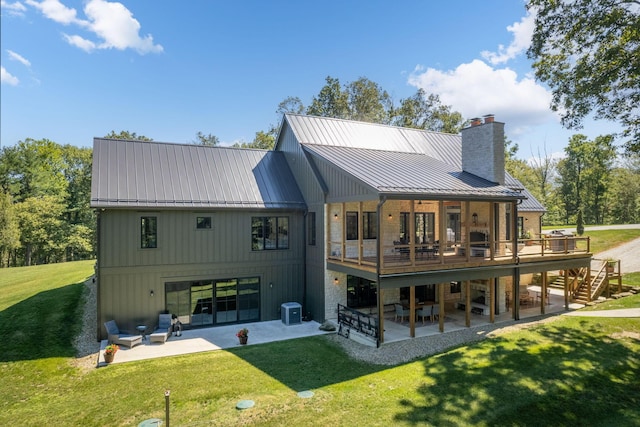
104;344;119;363
236;328;249;345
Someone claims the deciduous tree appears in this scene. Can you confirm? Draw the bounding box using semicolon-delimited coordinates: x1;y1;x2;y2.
527;0;640;154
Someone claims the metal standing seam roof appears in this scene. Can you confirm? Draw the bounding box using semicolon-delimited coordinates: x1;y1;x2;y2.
302;144;524;200
90;138;306;209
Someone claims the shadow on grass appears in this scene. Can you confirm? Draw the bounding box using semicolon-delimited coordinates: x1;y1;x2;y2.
393;320;640;426
2;282;85;362
227;335;386;391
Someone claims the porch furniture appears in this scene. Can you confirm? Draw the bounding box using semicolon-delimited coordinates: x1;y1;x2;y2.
431;305;440;322
150;332;169;343
536;289;551;305
416;306;431;324
104;320;143;348
136;325;147;341
455;301;490;315
394;304;410;322
151;314;173;343
519;292;534;307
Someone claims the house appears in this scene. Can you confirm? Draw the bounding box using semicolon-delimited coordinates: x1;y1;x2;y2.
91;114;591;343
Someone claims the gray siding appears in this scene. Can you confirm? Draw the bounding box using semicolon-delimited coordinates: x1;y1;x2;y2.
97;208;305;338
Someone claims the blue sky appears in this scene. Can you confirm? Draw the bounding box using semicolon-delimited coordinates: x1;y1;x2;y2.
1;0;621;159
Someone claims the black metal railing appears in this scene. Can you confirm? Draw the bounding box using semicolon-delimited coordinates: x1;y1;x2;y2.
337;304;380;347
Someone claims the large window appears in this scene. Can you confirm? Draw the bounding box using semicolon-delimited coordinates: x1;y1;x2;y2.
363;212;377;239
415;212;435;243
346;212;358;240
141;216;157;248
252;216;289;250
517;217;525;238
347;276;377;308
346;211;377;240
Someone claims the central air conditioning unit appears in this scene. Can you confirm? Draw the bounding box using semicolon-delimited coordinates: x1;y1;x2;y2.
281;302;302;325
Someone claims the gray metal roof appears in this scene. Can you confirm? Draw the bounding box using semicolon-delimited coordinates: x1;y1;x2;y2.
303;144;524;200
283;113;461;165
518;187;546;212
91;138;306;209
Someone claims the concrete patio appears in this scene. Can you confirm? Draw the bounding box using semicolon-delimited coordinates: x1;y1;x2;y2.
100;319;332;365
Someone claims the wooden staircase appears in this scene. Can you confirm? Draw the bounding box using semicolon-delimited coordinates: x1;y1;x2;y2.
548;260;619;304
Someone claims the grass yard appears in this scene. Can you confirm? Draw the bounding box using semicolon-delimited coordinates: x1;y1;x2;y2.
2;256;640;425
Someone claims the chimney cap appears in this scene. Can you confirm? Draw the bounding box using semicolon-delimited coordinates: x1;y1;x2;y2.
470;117;482;126
483;114;495;124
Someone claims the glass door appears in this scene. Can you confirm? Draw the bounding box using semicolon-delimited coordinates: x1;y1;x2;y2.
215;279;238;324
165;282;190;325
190;282;214;327
237;277;260;322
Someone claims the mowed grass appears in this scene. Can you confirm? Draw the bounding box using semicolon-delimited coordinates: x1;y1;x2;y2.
2;256;640;425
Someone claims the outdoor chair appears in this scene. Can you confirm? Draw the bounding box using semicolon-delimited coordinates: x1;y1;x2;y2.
431;305;440;322
394;304;410;323
416;306;431;325
150;314;173;343
104;320;143;348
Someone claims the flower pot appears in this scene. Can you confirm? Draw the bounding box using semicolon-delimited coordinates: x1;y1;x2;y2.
239;336;248;345
104;353;115;363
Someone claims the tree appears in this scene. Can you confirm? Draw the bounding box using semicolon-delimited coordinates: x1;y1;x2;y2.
306;76;350;119
392;89;464;133
345;77;393;124
276;96;305;116
527;0;640;154
104;130;153;141
0;191;20;267
555;134;617;224
193;132;219;146
608;156;640;223
15;195;66;265
576;209;585;235
232;130;276;150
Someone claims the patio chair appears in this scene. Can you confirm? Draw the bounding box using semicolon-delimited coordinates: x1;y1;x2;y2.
416;306;431;325
104;320;143;348
150;314;173;343
394;304;410;322
431;305;440;322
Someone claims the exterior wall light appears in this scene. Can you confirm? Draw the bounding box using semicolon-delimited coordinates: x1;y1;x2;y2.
472;213;478;226
333;213;339;220
388;214;393;220
333;277;339;286
150;289;155;297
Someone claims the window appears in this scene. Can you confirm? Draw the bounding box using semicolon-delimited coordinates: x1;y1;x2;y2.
517;217;525;238
308;212;316;246
363;212;377;239
141;216;157;248
400;212;410;242
347;276;377;308
415;212;435;243
196;216;212;229
346;212;358;240
450;281;461;293
252;216;289;250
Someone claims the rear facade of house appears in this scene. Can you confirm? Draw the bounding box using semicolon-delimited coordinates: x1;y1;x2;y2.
91;114;592;342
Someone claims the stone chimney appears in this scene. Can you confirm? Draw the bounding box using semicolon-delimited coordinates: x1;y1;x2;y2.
461;114;505;185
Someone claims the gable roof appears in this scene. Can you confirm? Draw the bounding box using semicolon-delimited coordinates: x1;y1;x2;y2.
282;114;534;203
91;138;306;210
303;144;523;200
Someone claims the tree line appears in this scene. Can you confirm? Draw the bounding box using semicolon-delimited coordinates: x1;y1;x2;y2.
1;75;639;267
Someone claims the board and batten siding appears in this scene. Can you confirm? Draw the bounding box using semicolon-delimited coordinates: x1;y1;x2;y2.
97;208;305;339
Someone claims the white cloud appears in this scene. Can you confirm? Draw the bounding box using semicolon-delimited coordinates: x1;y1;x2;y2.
7;49;31;67
1;0;27;16
1;66;20;85
63;34;96;52
26;0;162;54
481;11;536;65
25;0;85;25
408;59;556;137
83;0;163;54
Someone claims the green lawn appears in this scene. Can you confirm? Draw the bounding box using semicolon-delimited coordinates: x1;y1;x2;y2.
2;259;640;425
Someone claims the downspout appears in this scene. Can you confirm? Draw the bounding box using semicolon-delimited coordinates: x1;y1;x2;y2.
513;200;520;321
95;209;102;342
376;197;387;344
302;209;308;320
